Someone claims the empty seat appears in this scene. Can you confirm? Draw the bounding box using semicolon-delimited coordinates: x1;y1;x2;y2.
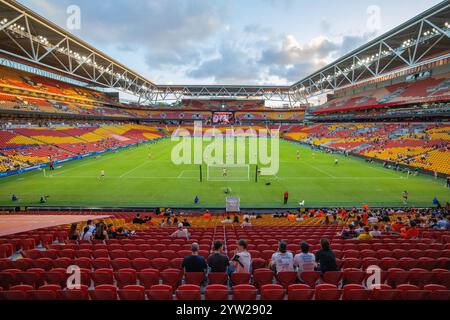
287;284;314;300
118;285;145;300
260;284;285;300
232;284;257;300
146;284;173;300
205;284;229;301
176;284;201;300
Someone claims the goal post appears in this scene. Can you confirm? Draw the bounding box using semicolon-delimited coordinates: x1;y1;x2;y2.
206;164;250;182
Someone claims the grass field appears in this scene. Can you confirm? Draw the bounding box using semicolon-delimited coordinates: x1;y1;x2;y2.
0;138;448;208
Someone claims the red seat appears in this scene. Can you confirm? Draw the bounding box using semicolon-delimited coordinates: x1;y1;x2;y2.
17;269;44;288
127;250;143;260
342;258;361;269
253;269;274;289
176;284;201;300
118;285;145;300
114;269;137;288
137;269;160;289
28;289;58;300
251;258;267;270
418;257;437;270
89;285;117;300
151;258;169;271
230;272;251;286
91;268;114;285
92;249;109;259
287;284;314;300
170;258;184;269
131;258;151;271
53;257;72;269
260;284;285;300
397;284;428;300
160;269;183;289
208;272;228;285
276;271;297;288
322;271;342;286
387;268;410;288
408;268;433;288
424;284;450;300
185;272;205;286
31;258;53;271
205;284;229;300
232;284;257;300
370;284;399;300
73;257;92;269
315;284;342;300
432;269;450;289
58;285;89;300
342;284;370;300
111;258;131;270
299;271;321;287
0;290;28;300
342;268;366;285
92;258;111;269
146;284;173;300
109;250;127;259
161;250;177;260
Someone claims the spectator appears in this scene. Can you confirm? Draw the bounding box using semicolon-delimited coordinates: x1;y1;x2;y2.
437;216;448;229
181;243;207;273
107;224;117;238
221;216;233;224
341;224;358;239
241;218;252;228
294;241;316;274
207;241;229;273
230;239;252;274
392;217;406;233
182;218;192;227
145;216;154;226
79;226;93;242
357;226;373;240
315;239;337;274
93;223;108;240
171;223;190;239
133;213;146;224
370;225;382;237
84;220;95;233
401;221;420;239
270;240;294;273
68;223;79;241
232;216;240;224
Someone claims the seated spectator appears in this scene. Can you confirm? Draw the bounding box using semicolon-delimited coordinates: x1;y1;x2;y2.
145;217;154;225
233;216;240;224
230;239;252;274
171;223;190;239
357;226;373;240
341;224;358;239
369;225;382;237
401;220;420;239
270;241;294;273
181;243;207;273
107;224;117;238
79;226;93;242
315;239;337;274
294;241;316;274
132;213;146;224
392;217;406;233
241;217;252;228
221;216;233;224
182;218;191;227
93;223;108;241
68;223;79;241
437;216;448;230
207;241;229;273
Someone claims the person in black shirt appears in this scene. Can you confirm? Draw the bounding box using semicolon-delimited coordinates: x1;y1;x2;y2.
132;214;146;224
315;238;337;274
207;241;229;273
181;243;207;273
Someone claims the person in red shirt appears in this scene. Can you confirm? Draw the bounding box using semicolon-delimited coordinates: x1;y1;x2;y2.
401;221;420;239
283;191;289;205
392;217;406;233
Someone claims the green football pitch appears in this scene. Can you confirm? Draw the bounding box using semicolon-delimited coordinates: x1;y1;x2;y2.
0;138;448;208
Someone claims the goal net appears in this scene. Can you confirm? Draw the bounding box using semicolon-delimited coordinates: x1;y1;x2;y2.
207;164;250;181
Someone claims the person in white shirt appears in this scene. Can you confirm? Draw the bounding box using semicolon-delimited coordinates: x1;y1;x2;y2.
369;225;382;237
79;226;93;242
367;214;379;223
241;218;252;228
294;242;316;274
221;216;233;224
171;223;190;239
270;241;294;273
231;239;252;274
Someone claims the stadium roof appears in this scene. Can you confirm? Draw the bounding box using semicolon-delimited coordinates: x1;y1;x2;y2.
0;0;449;105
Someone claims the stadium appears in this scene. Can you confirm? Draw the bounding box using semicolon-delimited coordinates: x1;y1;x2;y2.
0;0;449;307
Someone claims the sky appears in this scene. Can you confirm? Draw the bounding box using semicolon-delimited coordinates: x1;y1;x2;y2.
18;0;442;87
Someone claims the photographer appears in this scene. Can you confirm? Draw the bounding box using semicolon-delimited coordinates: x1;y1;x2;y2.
229;239;252;274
